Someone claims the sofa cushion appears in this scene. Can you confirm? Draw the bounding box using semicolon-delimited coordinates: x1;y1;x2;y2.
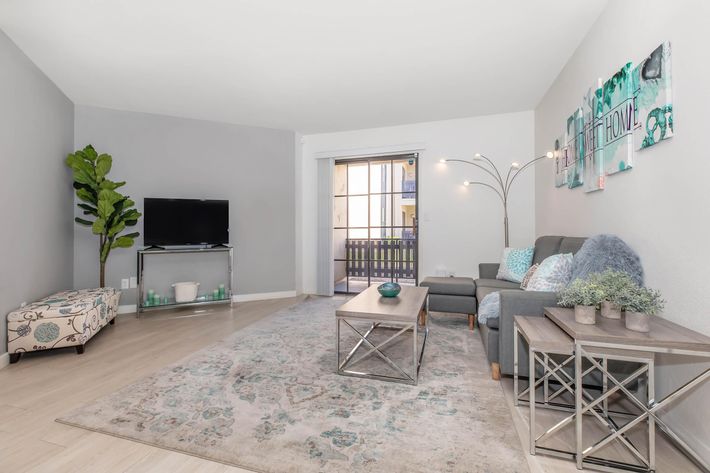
475;278;520;302
420;276;475;296
486;314;500;329
559;237;587;256
532;236;564;264
476;278;521;290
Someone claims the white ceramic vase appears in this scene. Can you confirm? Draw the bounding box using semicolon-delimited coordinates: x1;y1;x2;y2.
574;305;596;325
601;301;622;319
625;311;650;332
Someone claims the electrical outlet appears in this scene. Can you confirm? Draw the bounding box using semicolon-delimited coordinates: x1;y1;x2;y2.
129;276;137;288
121;278;129;289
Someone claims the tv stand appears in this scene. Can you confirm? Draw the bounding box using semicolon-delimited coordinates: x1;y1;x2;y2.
210;243;229;248
137;246;234;314
144;245;166;250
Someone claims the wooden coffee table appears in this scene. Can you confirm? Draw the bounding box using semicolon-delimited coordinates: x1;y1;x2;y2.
335;285;429;385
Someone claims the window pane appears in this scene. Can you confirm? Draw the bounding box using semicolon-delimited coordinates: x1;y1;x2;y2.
369;194;392;227
334;163;347;196
348;195;368;227
394;157;416;194
393;194;416;228
347;162;368;195
370;160;391;194
348;228;369;239
334;260;347;292
333;229;347;260
333;196;347;228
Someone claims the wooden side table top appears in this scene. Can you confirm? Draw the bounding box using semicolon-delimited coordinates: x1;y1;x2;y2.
544;307;710;353
514;315;574;355
336;285;429;322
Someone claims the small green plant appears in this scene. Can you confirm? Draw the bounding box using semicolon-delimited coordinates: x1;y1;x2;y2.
558;277;606;308
587;269;638;303
66;145;141;287
614;285;665;315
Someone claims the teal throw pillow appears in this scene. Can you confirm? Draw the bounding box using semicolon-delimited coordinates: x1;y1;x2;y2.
496;246;534;283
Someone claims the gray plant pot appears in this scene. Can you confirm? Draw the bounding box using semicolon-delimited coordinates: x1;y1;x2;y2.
601;301;622;319
574;305;596;325
625;311;650;332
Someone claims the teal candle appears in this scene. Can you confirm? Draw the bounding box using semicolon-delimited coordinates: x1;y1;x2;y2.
212;289;219;299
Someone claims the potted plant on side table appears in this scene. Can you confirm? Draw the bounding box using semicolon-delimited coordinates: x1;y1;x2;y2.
614;285;665;333
589;270;638;319
558;277;605;325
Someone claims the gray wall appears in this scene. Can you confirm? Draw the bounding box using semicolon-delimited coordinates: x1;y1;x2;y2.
0;30;75;354
534;0;710;460
73;106;296;303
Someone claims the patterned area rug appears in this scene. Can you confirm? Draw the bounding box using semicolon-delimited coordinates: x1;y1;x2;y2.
57;296;529;473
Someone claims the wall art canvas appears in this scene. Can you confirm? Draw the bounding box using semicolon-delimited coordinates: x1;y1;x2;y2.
602;62;636;175
633;41;673;150
553;135;568;188
582;81;605;192
566;108;584;188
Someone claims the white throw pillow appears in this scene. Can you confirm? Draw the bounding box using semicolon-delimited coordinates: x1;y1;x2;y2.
526;253;574;292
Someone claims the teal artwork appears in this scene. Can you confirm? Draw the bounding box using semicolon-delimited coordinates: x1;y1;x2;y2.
553;135;567;188
633;42;673;150
602;62;635;175
566;108;584;188
552;41;674;191
582;81;605;192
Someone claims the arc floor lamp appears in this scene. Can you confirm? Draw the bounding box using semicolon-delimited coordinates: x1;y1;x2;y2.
440;152;553;247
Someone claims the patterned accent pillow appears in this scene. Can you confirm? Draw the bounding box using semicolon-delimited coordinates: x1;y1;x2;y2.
526;253;574;292
496;246;535;283
520;263;540;289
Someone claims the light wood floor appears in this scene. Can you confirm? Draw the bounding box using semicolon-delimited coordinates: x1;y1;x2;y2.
0;300;701;473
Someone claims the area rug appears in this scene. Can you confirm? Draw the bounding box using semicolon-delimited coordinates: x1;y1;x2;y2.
57;296;529;473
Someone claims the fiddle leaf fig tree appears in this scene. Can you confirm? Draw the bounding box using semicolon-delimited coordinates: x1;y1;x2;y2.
66;145;141;287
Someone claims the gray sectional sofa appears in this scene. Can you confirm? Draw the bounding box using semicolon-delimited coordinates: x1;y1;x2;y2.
477;235;586;379
421;235;586;380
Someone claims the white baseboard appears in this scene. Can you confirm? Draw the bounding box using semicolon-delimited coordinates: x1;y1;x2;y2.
118;304;137;314
0;352;9;370
232;290;298;303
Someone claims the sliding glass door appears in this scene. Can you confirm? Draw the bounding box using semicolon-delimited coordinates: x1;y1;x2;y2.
333;154;418;294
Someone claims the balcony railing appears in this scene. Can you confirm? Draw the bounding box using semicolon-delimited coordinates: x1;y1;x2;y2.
345;238;416;279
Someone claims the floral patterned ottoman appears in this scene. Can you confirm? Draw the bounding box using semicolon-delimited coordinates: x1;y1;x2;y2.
7;287;121;363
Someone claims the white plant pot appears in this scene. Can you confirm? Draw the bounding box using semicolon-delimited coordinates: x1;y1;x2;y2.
601;301;622;319
172;281;200;303
574;305;596;325
625;311;650;333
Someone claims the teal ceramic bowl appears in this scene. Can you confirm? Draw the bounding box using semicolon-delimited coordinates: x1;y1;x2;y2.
377;282;401;297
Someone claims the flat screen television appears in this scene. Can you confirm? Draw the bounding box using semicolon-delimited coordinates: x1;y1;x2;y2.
144;198;229;246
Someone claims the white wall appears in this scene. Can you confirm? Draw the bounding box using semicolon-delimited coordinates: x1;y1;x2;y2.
0;30;74;356
535;0;710;460
298;111;535;294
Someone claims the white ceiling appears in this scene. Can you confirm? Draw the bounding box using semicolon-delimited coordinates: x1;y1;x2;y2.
0;0;607;134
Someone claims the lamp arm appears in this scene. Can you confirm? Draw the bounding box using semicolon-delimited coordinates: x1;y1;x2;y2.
505;155;550;195
445;159;503;190
465;181;505;204
476;154;505;189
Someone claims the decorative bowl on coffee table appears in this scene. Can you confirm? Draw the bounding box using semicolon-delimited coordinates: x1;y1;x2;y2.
377;282;401;297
